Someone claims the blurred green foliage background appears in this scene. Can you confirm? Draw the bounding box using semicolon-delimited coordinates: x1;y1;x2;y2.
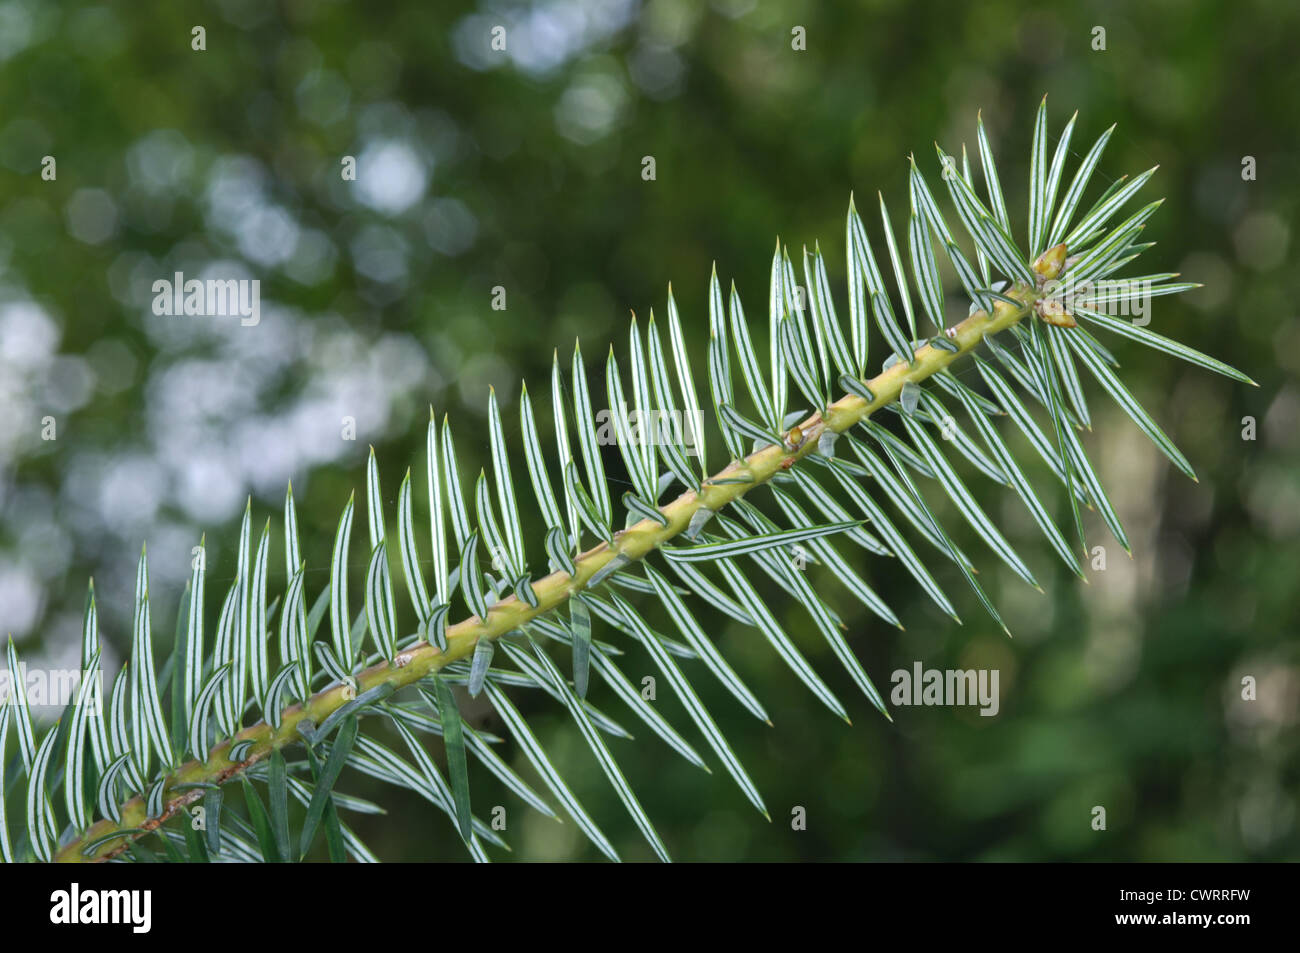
1;0;1297;861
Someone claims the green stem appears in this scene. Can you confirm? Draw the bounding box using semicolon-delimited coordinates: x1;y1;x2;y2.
56;283;1038;863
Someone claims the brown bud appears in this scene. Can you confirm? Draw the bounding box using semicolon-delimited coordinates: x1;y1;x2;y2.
1036;297;1077;328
